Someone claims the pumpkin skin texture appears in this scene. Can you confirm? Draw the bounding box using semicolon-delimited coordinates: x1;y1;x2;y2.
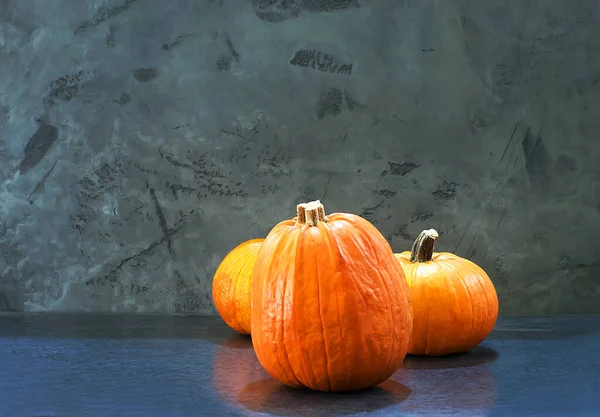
251;200;413;392
394;229;499;356
212;238;265;335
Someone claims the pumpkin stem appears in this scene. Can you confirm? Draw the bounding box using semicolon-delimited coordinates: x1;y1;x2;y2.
296;200;330;226
410;228;439;262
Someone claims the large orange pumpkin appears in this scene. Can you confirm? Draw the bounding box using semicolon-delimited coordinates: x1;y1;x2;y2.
394;229;499;356
212;238;264;334
251;200;413;392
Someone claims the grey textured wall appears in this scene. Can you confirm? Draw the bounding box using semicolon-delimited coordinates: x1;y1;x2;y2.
1;0;599;314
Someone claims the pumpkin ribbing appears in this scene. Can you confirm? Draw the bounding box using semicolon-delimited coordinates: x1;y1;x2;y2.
395;228;499;356
212;238;264;335
251;200;413;392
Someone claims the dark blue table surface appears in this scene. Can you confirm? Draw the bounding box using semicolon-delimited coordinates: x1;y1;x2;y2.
0;313;598;417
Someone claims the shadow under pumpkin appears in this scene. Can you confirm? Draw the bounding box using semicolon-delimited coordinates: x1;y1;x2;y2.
211;335;497;416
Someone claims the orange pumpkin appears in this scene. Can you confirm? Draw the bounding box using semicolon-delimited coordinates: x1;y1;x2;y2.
212;238;264;334
394;229;499;356
251;200;413;392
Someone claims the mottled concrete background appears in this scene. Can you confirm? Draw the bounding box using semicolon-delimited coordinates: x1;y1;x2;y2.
0;0;598;314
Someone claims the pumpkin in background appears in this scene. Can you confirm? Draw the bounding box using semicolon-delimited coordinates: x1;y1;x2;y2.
251;200;413;392
212;238;264;334
394;229;499;356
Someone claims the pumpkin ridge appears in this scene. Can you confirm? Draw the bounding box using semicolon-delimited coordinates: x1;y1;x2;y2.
405;266;420;353
319;221;354;390
213;242;256;334
228;258;243;332
348;218;400;381
327;222;372;385
279;228;306;388
439;262;472;355
470;260;498;337
310;224;334;391
334;216;406;385
237;251;258;332
439;265;461;354
293;202;333;389
461;262;489;350
423;266;433;355
254;228;304;388
292;225;330;390
371;218;411;380
461;266;477;352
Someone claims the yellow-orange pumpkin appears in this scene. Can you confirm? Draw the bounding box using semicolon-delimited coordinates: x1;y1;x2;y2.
251;200;413;392
212;238;264;334
394;229;499;356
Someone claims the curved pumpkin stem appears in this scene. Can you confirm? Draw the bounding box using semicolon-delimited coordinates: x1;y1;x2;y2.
410;228;439;262
296;200;330;226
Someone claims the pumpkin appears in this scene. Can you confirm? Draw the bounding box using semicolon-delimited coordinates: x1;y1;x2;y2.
250;200;413;392
394;229;499;356
212;238;264;334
